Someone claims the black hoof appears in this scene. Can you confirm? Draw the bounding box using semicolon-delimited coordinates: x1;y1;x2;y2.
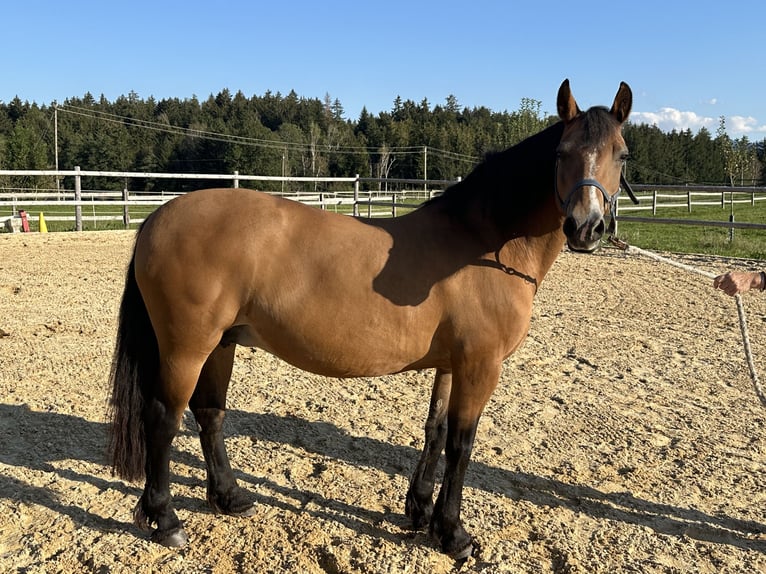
431;522;477;562
227;502;257;518
208;487;257;517
449;538;477;563
404;492;432;530
151;526;189;548
133;497;188;547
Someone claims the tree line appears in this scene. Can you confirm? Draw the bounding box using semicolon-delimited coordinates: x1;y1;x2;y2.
0;88;763;193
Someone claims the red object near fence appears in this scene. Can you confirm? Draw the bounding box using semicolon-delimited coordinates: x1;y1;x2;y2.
19;210;30;232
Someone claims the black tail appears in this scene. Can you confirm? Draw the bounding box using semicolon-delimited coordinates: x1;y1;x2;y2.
107;247;158;482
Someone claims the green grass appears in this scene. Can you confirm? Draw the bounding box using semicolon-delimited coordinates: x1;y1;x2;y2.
5;195;765;261
1;204;153;232
614;197;766;260
391;194;766;260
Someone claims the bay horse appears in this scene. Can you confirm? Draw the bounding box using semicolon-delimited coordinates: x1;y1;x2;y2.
108;79;634;560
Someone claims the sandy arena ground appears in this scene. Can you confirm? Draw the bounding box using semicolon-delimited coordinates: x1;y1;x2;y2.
1;230;765;573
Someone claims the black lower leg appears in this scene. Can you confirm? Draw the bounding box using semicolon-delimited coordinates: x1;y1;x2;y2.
137;397;188;547
193;407;255;516
430;416;478;561
406;371;451;529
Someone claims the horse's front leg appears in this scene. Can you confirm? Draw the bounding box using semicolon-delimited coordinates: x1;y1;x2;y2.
190;344;256;517
430;359;500;560
406;369;451;529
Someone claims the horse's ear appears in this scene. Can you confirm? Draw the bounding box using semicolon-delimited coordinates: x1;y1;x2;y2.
610;82;632;124
557;79;581;123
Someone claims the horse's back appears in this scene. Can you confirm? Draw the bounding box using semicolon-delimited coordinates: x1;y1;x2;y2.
137;187;384;278
133;188;446;376
141;187;351;248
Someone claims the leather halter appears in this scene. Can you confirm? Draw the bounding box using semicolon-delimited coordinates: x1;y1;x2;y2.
556;176;616;214
554;163;639;235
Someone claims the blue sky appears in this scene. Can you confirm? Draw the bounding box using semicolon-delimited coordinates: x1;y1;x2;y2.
4;1;766;139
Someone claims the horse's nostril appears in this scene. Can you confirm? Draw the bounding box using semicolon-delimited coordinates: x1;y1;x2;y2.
563;217;576;238
592;219;605;239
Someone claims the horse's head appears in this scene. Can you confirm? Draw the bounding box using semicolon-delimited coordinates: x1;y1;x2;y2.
555;79;632;253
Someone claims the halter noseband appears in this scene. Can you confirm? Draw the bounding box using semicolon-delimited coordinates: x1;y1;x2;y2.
556;177;615;215
555;163;639;235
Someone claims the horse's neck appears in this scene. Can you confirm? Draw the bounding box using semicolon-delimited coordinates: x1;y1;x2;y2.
491;125;566;286
496;195;567;291
422;122;566;284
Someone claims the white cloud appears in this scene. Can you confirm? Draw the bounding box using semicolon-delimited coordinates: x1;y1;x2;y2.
728;115;766;137
630;107;715;134
631;108;766;139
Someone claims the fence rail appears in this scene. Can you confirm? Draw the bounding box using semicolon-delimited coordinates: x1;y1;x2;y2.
613;184;766;233
617;184;766;214
2;168;766;233
0;168;454;230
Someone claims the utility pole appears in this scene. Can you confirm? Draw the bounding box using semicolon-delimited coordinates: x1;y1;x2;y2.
282;148;287;193
54;105;60;193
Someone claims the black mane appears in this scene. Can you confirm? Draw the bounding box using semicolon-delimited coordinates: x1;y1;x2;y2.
427;105;619;227
427;120;565;224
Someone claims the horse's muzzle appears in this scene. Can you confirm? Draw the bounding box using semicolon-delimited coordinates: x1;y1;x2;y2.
558;178;612;253
563;214;605;253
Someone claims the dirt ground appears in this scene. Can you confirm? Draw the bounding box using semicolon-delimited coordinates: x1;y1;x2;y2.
1;230;766;574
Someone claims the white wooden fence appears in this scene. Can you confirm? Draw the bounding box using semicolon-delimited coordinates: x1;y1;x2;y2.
616;184;766;214
1;168;765;233
614;184;766;233
0;168;456;231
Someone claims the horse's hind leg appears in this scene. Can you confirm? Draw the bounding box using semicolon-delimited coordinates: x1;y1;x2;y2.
190;343;256;517
136;356;202;547
405;369;451;529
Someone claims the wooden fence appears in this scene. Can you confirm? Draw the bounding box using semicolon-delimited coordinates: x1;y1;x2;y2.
1;169;765;233
616;184;766;214
0;168;456;231
614;184;766;233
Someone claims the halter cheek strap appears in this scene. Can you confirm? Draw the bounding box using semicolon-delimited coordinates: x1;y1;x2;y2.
554;159;641;238
620;172;640;205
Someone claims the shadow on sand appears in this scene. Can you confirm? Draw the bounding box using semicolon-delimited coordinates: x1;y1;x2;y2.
0;402;764;553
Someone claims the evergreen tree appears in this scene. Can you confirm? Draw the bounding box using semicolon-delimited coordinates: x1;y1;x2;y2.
0;87;760;192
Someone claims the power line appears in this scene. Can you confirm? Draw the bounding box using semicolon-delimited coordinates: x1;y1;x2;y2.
56;104;480;164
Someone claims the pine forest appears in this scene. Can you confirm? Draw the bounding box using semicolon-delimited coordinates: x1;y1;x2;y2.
1;89;764;193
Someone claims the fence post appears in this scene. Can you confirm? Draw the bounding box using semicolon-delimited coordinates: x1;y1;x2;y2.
687;190;691;213
75;166;82;231
652;190;657;215
233;170;239;189
353;174;359;217
123;186;130;228
392;192;396;217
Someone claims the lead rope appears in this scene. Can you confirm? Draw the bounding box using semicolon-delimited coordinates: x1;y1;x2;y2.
608;237;766;407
